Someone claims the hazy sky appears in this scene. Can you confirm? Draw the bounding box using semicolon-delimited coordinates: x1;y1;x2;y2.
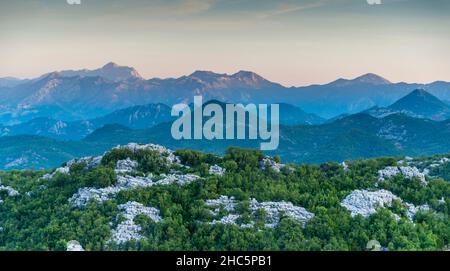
1;0;449;86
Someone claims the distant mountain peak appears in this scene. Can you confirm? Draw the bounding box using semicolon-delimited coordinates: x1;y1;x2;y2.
189;70;225;78
387;89;450;121
232;70;267;84
103;62;120;68
328;73;391;86
40;62;143;82
44;72;63;80
393;89;442;104
408;88;431;97
353;73;391;85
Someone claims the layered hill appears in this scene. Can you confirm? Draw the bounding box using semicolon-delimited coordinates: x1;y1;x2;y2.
366;89;450;121
2;112;450;169
2;63;450;124
0;143;447;251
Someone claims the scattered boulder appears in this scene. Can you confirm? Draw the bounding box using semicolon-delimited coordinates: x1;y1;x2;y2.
69;175;153;207
68;156;103;170
42;166;70;180
115;158;138;174
341;189;399;218
66;240;84;251
249;199;315;228
260;158;287;173
110;201;162;245
155;174;200;186
209;165;226;176
0;182;19;197
114;143;181;165
399;166;426;185
42;156;102;180
0;181;20;203
206;195;237;216
378;166;427;185
341;189;432;221
205;196;314;228
69;173;200;207
341;162;350;172
378;167;401;181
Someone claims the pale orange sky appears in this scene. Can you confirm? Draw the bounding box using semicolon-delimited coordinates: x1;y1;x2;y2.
1;0;449;86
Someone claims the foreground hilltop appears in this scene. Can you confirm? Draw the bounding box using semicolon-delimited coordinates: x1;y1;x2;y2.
0;144;448;251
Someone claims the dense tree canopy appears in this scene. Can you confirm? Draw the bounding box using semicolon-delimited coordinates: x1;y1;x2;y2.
0;147;448;251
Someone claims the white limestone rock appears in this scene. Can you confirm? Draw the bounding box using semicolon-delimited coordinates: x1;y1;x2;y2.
115;158;138;174
69;175;153;207
209;165;226;176
110;201;162;245
0;180;20;203
206;195;238;216
69;186;121;207
210;214;241;226
0;183;19;197
341;189;432;221
378;166;427;185
250;199;315;228
260;158;286;173
42;166;70;180
399;166;426;184
378;167;401;181
341;162;350;172
341;189;399;218
70;173;200;207
405;203;431;221
205;196;314;228
155;174;200;186
114;143;181;165
116;175;153;189
67;240;84;251
42;156;102;180
67;156;103;170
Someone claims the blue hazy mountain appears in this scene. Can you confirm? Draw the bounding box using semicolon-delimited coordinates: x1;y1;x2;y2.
0;100;323;140
0;103;174;140
365;89;450;121
39;62;143;82
2;63;450;124
2;111;450;170
0;77;28;88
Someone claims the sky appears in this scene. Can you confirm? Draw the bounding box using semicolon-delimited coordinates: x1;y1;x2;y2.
0;0;449;86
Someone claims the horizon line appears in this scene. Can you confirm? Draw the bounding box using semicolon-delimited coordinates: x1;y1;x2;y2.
1;62;448;88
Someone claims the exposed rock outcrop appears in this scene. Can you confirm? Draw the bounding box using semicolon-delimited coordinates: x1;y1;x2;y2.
66;240;84;251
341;189;431;221
260;158;286;173
115;158;138;174
209;165;226;176
205;196;314;228
70;174;200;207
0;181;20;203
114;143;181;165
378;166;427;184
110;201;162;245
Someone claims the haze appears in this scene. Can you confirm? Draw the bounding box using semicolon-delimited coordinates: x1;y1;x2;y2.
1;0;449;86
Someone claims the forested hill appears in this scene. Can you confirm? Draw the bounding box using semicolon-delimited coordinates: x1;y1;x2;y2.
0;144;448;251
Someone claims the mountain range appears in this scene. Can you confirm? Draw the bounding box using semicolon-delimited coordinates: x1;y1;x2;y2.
0;102;325;140
2;105;450;169
365;89;450;121
81;112;450;164
1;63;450;169
2;63;450;125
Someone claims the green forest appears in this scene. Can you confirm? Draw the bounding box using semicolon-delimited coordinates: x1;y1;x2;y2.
0;145;448;251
